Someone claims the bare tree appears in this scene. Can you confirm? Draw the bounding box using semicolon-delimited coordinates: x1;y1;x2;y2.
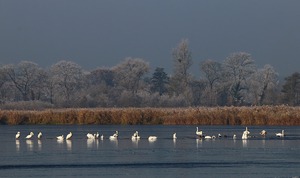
223;52;256;105
112;57;150;95
281;72;300;106
171;39;192;94
2;61;46;101
50;60;84;105
200;59;222;106
248;65;279;105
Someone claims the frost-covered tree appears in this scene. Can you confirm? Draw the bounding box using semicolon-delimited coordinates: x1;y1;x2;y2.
223;52;256;105
248;65;278;105
281;72;300;106
2;61;46;101
112;57;150;94
50;60;84;105
200;59;222;106
171;39;192;94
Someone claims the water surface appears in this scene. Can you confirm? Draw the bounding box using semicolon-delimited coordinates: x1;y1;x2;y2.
0;125;299;177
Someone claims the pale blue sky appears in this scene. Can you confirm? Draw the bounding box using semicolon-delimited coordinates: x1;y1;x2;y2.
1;0;300;77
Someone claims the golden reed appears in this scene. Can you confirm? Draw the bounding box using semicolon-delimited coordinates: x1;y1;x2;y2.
0;106;299;125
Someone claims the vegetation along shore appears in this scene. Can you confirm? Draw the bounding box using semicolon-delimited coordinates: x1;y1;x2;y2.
0;106;299;126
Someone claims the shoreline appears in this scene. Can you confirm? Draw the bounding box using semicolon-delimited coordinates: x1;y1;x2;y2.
0;106;299;126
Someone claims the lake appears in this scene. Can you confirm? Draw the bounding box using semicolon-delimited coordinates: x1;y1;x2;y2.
0;125;299;178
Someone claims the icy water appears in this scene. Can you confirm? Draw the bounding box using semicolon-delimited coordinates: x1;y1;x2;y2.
0;125;299;178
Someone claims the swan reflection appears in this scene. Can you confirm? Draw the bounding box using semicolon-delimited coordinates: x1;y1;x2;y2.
87;138;94;148
132;138;139;148
173;138;176;147
110;139;118;148
26;140;33;151
242;139;248;148
66;140;72;150
196;138;202;148
15;140;20;152
38;140;42;150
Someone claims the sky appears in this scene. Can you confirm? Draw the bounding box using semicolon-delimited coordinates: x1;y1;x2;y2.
1;0;300;78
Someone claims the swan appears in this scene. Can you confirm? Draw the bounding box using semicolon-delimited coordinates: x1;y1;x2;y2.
57;135;64;140
109;131;118;140
196;127;203;137
260;130;267;136
15;131;20;139
218;133;222;138
242;127;250;140
26;132;34;139
205;135;216;139
95;132;100;139
87;133;95;139
233;134;237;139
100;134;104;140
148;136;157;142
131;131;140;140
66;132;73;140
276;130;284;137
173;133;177;139
37;132;42;139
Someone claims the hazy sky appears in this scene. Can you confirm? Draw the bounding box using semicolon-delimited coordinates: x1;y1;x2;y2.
1;0;300;77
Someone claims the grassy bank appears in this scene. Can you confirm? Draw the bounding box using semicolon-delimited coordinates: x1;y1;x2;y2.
0;106;299;125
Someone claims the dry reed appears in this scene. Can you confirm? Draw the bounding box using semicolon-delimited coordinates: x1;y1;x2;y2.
0;106;299;125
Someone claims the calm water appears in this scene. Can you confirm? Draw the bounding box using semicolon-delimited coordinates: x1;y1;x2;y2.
0;125;299;178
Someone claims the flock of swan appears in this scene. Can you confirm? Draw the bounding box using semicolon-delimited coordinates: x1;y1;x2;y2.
15;127;286;142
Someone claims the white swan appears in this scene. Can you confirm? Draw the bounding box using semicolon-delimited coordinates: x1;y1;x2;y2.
100;134;104;140
242;127;250;140
57;135;64;140
276;130;284;137
173;133;177;139
87;133;95;139
26;132;34;139
37;132;42;139
131;131;140;140
205;135;216;139
260;130;267;136
148;136;157;142
233;134;237;139
95;132;100;139
15;131;20;139
196;127;203;137
66;132;73;140
109;131;118;140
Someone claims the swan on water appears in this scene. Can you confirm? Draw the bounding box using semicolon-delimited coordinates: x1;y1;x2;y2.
100;134;104;140
66;132;73;140
196;127;203;137
109;131;118;140
204;135;216;140
233;134;237;139
148;136;157;142
131;131;140;140
242;127;250;140
26;132;34;139
57;135;64;140
15;131;20;139
87;133;96;139
260;130;267;137
218;133;222;138
276;130;284;137
95;132;100;139
173;133;177;139
37;132;42;139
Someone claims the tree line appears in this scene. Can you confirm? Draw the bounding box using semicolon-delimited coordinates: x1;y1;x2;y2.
0;39;298;109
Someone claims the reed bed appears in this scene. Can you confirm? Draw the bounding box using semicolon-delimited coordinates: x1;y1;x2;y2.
0;106;299;125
